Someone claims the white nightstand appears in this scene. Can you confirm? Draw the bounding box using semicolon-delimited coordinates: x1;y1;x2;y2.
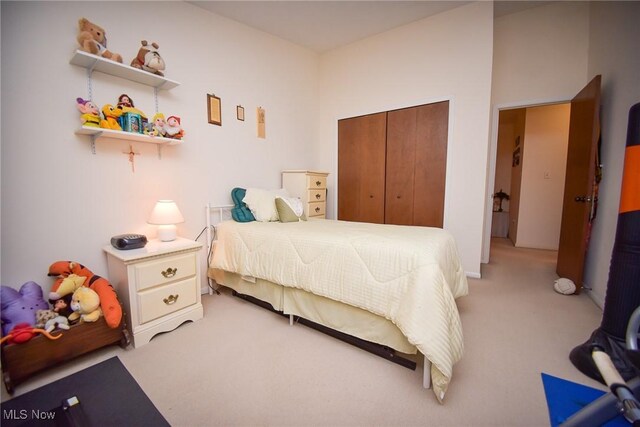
103;237;204;348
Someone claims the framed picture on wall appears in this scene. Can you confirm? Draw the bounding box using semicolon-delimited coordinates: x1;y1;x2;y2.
236;105;245;121
512;147;521;167
207;94;222;126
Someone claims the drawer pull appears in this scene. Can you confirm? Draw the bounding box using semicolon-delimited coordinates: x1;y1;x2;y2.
161;267;177;278
315;207;320;213
315;180;321;186
315;193;321;199
163;294;179;305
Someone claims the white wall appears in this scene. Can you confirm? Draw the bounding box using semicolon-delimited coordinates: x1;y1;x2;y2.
0;2;319;293
316;2;494;277
484;1;590;262
516;104;570;250
584;1;640;307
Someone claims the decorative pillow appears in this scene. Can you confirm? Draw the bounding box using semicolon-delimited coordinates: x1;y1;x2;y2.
230;187;255;222
275;197;307;222
243;188;289;222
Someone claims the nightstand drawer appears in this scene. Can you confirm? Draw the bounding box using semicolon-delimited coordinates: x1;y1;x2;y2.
135;253;196;291
138;277;197;324
307;189;326;202
306;175;326;190
308;202;326;217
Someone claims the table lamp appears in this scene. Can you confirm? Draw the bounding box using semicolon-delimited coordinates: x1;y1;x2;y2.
147;200;184;241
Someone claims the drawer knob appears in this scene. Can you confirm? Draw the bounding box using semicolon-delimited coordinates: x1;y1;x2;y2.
315;180;321;186
161;267;177;278
315;207;320;213
315;193;321;199
163;294;179;305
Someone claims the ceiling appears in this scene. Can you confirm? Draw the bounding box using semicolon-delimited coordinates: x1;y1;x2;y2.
188;1;553;53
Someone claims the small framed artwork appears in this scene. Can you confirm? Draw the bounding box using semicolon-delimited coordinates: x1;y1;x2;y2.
207;94;221;126
257;107;265;139
236;105;245;121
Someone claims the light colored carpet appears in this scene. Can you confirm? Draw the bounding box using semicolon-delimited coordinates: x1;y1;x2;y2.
2;238;605;426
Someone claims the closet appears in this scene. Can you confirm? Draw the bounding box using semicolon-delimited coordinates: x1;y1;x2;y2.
338;101;448;227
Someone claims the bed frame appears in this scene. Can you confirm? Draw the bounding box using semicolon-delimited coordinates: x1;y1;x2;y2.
205;204;432;389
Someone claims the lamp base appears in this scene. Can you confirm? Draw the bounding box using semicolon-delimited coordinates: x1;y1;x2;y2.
157;225;177;242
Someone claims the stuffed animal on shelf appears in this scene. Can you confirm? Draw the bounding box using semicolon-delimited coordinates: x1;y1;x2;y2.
0;323;62;345
1;282;49;336
76;98;101;128
164;115;184;140
117;94;134;109
130;40;165;76
69;287;102;324
100;104;123;130
76;17;122;63
146;112;167;137
48;261;122;328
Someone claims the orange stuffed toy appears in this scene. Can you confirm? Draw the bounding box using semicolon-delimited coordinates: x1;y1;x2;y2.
48;261;122;329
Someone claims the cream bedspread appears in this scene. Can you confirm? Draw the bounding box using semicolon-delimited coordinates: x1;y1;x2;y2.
210;219;468;402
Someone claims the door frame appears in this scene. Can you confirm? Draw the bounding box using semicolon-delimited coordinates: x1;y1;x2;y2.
482;96;571;264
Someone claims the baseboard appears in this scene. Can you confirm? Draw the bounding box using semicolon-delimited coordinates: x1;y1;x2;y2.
466;271;481;279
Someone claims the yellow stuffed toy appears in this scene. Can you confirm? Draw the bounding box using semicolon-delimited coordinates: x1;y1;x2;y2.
69;287;102;323
100;104;123;130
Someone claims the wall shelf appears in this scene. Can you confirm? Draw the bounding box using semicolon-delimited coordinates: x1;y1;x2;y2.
70;50;180;90
76;126;181;156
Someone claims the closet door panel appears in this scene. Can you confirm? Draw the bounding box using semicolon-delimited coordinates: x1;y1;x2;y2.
385;107;417;225
414;101;449;227
338;113;387;223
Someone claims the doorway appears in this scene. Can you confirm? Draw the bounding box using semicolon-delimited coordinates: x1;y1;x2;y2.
489;102;571;253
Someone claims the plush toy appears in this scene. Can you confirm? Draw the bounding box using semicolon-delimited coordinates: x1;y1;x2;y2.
146;112;167;137
164;115;184;140
100;104;123;130
76;17;122;63
0;323;62;345
76;98;101;128
130;40;165;76
69;287;102;323
50;294;74;318
117;94;133;109
49;274;86;301
35;309;70;333
48;261;122;328
1;283;49;336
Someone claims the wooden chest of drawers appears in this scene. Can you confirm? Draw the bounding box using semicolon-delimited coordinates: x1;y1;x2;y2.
103;238;203;347
282;170;329;219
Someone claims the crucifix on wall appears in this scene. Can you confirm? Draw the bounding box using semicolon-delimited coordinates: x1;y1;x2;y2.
123;144;140;172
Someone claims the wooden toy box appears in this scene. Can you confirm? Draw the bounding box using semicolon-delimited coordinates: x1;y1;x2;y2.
1;317;129;394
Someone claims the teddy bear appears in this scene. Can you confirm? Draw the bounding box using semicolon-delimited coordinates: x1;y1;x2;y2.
100;104;123;130
130;40;165;76
77;17;122;63
1;282;49;336
69;287;102;324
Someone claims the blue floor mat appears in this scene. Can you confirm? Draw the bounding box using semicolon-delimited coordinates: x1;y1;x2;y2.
541;372;628;426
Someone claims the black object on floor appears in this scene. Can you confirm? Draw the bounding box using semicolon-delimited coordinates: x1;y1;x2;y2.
0;356;169;427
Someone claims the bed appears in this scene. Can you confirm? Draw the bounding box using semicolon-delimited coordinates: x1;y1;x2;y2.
206;204;468;402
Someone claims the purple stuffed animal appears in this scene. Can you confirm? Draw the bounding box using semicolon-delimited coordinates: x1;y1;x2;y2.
1;282;49;336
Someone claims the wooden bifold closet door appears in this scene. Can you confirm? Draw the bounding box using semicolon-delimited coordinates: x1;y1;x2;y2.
338;101;448;227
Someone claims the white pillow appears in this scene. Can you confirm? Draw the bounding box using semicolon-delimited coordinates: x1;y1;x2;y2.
243;188;289;222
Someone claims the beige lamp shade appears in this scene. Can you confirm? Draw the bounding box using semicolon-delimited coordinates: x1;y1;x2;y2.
147;200;184;241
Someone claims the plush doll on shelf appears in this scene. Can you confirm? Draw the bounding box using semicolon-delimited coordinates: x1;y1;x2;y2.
48;261;122;328
1;282;49;336
76;97;101;128
76;17;122;63
164;115;184;140
100;104;123;130
130;40;165;76
117;94;134;109
146;112;167;137
69;287;102;324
